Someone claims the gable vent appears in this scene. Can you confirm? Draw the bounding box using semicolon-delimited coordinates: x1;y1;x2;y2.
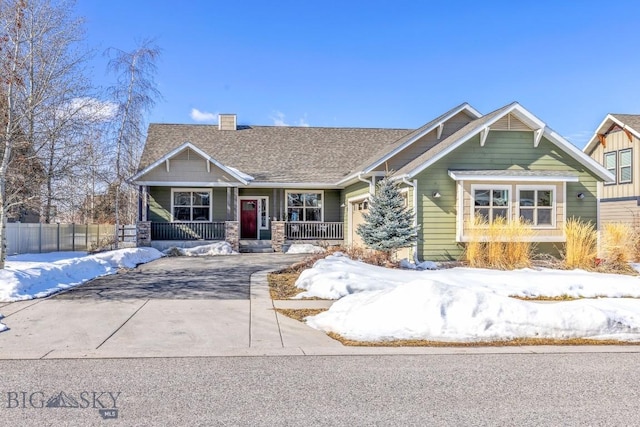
492;113;531;131
218;114;237;131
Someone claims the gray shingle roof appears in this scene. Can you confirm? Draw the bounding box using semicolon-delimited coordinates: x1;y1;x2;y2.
395;104;516;176
346;103;477;175
610;114;640;133
139;124;412;183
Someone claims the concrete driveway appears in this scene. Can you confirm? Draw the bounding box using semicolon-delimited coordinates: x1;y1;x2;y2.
52;253;303;300
0;252;343;359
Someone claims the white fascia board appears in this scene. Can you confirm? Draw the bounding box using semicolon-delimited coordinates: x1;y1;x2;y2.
583;114;615;154
133;181;247;187
583;114;640;154
405;103;614;183
246;182;343;189
543;127;615;183
446;171;579;182
133;180;343;189
130;142;250;185
361;103;483;173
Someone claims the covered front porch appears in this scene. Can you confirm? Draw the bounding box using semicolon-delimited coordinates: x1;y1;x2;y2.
136;186;344;252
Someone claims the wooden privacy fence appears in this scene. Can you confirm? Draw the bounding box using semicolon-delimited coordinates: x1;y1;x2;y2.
6;223;135;255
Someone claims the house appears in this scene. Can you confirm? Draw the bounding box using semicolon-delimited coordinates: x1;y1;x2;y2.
583;114;640;226
132;102;613;260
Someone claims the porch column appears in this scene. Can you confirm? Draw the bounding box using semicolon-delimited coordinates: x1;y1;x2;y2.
136;221;151;247
140;186;148;221
233;187;239;220
226;187;232;220
271;221;285;252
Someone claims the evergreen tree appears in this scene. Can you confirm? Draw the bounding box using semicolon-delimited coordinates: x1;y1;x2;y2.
356;175;417;257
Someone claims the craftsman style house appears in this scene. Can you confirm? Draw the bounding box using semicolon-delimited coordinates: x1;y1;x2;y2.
583;114;640;226
132;102;613;260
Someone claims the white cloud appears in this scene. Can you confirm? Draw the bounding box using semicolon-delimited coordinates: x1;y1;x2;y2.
271;111;288;126
297;114;310;127
190;108;217;122
58;97;118;122
271;111;310;127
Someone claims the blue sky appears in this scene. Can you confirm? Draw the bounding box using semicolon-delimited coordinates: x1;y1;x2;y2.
76;0;640;148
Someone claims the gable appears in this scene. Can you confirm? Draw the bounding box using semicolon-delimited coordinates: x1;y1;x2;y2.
491;113;532;131
135;146;247;185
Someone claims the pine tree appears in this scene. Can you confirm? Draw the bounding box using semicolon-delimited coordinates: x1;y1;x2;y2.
356;175;417;257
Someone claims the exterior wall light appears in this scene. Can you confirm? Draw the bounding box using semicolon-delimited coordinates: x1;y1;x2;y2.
577;193;585;199
433;191;441;198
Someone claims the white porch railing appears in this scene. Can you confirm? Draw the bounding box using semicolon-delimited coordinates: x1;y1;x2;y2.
285;222;343;240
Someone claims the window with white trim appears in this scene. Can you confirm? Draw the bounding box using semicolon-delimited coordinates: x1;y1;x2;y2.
171;189;212;222
619;148;632;184
259;198;269;229
472;186;509;223
518;187;554;227
286;191;323;222
604;152;616;184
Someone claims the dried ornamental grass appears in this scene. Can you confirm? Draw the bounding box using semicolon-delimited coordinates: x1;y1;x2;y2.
601;222;636;267
563;218;597;270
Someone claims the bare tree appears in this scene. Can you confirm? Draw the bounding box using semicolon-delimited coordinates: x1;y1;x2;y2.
0;0;28;268
106;40;161;246
0;0;98;267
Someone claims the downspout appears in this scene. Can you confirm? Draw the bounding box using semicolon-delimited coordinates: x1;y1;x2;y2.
402;176;419;263
357;173;374;194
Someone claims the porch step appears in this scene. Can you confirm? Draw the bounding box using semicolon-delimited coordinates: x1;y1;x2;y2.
239;240;274;254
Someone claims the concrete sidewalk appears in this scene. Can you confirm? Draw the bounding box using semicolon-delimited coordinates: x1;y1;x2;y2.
2;270;640;359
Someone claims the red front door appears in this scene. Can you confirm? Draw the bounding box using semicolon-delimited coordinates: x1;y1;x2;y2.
240;199;258;239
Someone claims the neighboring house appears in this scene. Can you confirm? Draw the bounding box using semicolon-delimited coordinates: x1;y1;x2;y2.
583;114;640;226
132;103;613;260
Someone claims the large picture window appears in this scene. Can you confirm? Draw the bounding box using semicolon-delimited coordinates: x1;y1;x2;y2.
619;149;632;184
287;191;323;222
604;152;616;184
472;186;509;223
171;189;212;222
518;187;554;227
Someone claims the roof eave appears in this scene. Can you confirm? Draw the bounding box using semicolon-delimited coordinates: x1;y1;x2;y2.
361;103;482;173
131;141;251;185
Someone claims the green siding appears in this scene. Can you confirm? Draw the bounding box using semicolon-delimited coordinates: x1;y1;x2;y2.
324;190;341;222
415;131;601;260
148;187;228;223
149;187;171;222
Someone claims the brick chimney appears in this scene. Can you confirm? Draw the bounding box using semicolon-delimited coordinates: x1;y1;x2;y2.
218;114;237;131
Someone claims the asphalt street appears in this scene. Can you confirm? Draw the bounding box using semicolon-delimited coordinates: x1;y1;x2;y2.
1;353;640;426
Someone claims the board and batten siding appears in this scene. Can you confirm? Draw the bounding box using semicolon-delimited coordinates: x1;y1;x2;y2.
149;186;228;222
373;111;476;173
414;130;600;260
140;148;240;184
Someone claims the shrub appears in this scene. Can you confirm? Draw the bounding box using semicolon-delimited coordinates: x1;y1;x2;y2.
563;218;597;270
464;217;534;269
600;222;636;271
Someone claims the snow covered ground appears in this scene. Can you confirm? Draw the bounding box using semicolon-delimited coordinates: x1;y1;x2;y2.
0;247;163;331
164;242;238;256
285;243;325;254
298;253;640;343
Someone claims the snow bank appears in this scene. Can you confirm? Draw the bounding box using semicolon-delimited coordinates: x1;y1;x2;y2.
306;280;640;342
286;244;325;254
166;242;238;257
295;254;640;300
0;247;163;302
